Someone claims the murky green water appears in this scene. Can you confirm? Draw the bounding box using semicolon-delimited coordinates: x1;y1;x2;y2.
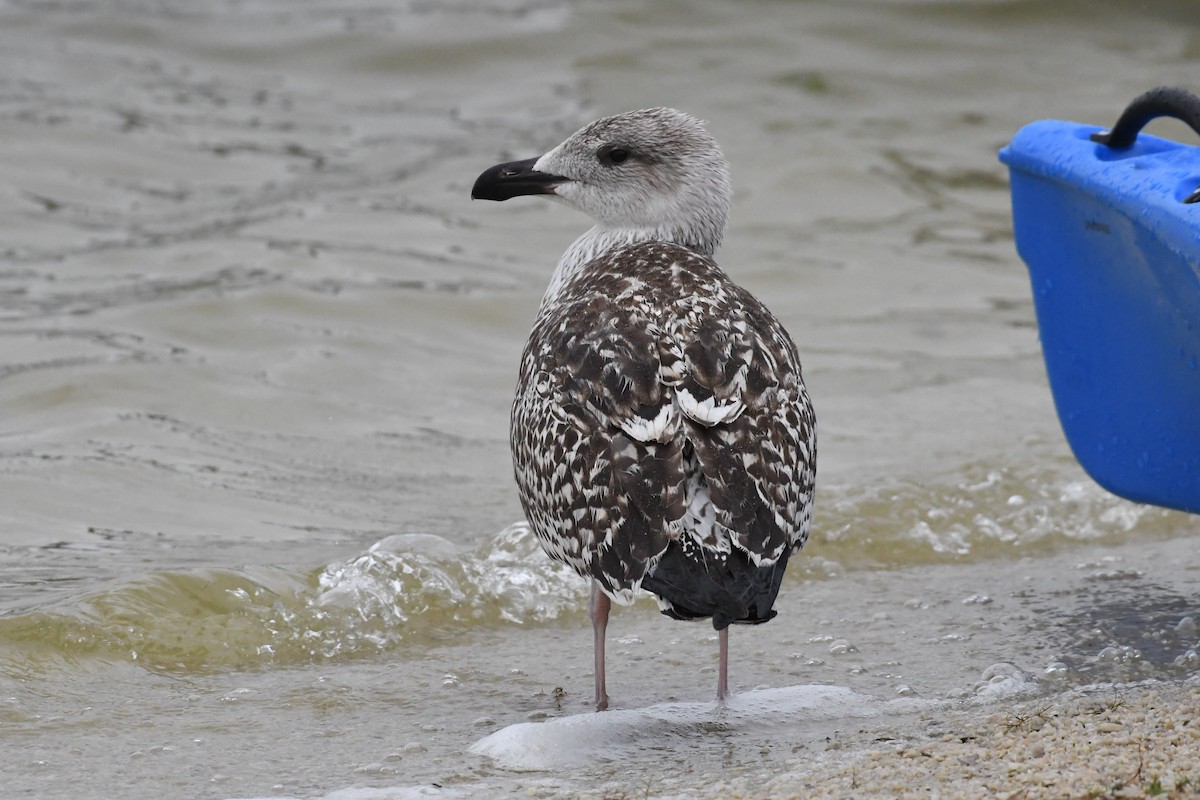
2;0;1200;797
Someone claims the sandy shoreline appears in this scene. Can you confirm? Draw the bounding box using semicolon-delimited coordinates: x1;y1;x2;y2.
791;681;1200;799
573;679;1200;800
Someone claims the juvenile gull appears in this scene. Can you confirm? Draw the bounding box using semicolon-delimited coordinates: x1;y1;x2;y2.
472;108;816;710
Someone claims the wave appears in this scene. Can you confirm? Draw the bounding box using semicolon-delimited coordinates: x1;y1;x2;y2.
1;460;1192;676
814;459;1189;570
0;522;586;675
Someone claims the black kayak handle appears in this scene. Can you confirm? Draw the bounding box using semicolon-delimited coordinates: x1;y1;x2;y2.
1090;86;1200;148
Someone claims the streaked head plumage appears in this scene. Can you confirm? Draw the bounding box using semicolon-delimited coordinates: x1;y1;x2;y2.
473;108;731;254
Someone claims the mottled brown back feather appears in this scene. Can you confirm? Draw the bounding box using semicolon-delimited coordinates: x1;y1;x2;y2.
511;241;815;611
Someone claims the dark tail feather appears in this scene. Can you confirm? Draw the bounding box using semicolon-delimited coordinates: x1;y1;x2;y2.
641;540;791;631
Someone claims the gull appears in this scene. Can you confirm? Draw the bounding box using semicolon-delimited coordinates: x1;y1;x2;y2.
472;108;816;710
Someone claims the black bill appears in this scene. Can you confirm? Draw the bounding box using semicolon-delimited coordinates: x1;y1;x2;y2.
471;157;567;201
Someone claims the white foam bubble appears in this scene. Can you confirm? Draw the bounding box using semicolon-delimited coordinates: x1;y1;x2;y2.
469;684;931;772
970;662;1038;701
311;522;586;640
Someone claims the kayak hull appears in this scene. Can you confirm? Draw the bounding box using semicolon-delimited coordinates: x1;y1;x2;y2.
1000;120;1200;514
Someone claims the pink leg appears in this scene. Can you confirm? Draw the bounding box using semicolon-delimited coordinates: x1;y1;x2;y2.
589;580;611;711
717;627;729;702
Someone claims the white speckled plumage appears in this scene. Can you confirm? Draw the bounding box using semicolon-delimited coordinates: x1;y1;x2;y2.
472;108;816;706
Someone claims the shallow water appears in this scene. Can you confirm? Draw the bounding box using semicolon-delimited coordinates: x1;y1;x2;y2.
2;0;1200;797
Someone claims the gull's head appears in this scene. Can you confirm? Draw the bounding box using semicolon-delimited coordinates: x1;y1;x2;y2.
472;108;732;254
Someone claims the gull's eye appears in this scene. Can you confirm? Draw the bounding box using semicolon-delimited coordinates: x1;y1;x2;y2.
599;145;630;166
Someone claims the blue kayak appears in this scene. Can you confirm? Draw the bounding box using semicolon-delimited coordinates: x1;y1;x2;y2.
999;87;1200;515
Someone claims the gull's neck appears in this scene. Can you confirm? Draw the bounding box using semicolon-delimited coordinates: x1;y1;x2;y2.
541;224;717;308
